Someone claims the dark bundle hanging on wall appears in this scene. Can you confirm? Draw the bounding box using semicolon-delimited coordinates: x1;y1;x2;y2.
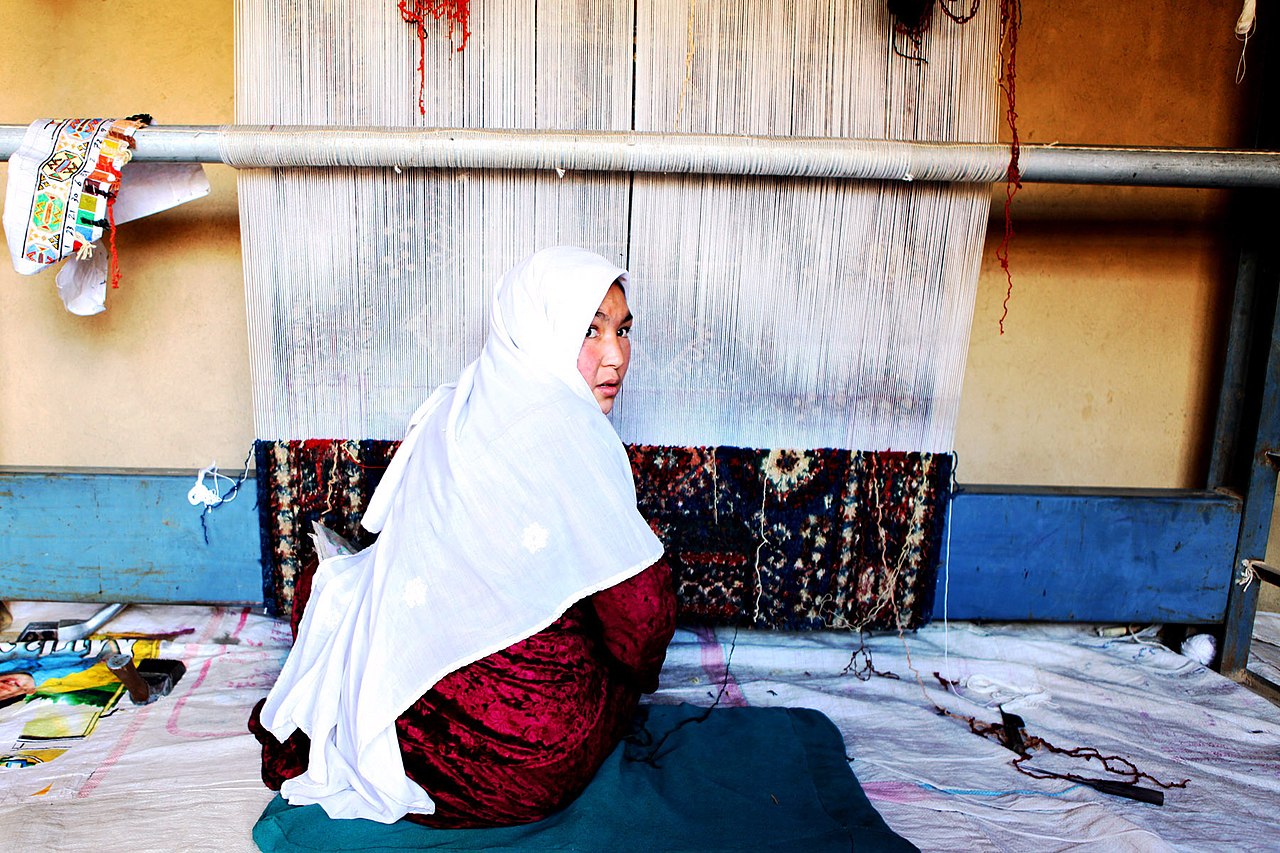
887;0;1024;333
888;0;982;61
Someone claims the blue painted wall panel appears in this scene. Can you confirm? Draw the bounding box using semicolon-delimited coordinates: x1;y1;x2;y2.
935;487;1242;623
0;470;261;604
0;471;1245;622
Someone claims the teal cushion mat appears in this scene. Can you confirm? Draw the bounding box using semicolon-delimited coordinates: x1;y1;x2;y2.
253;703;917;852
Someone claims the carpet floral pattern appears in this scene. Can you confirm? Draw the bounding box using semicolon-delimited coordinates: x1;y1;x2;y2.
256;441;950;630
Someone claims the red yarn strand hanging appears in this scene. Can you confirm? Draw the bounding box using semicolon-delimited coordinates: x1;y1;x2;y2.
398;0;471;116
995;0;1022;335
887;1;1024;333
938;0;982;25
106;191;122;289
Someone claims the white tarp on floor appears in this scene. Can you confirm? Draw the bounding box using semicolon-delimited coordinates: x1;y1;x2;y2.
2;602;1278;852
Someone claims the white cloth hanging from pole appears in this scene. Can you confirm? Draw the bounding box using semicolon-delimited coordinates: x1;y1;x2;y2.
2;118;209;315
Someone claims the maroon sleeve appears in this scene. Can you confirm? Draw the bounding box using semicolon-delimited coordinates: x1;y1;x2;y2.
588;557;676;693
247;697;310;790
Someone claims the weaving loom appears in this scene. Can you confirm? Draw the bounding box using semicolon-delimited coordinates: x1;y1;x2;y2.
231;0;993;638
3;0;1280;850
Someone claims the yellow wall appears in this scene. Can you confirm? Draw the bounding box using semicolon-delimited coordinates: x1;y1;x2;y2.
0;0;1265;503
956;0;1250;487
0;2;250;471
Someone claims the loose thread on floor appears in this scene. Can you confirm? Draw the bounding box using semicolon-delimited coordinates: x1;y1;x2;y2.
863;631;1188;793
625;626;739;768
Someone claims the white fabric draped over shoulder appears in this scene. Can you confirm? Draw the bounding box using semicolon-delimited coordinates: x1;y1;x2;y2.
258;247;665;823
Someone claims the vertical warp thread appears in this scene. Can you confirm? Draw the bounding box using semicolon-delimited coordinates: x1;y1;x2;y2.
235;0;996;451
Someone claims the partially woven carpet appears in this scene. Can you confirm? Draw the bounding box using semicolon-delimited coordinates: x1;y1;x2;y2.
255;441;950;631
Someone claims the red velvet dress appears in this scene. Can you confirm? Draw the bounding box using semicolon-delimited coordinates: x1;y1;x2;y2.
249;558;675;828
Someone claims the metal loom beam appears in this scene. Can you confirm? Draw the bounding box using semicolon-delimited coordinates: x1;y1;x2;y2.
2;124;1280;188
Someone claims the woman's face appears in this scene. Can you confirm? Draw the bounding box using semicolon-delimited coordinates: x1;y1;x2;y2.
576;282;632;414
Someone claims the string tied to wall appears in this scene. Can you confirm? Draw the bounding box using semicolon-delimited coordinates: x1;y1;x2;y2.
1235;0;1257;83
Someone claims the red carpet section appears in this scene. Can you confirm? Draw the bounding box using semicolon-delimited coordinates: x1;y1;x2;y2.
254;441;951;631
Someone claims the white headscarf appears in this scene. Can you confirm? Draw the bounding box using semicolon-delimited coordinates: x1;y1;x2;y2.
259;247;665;823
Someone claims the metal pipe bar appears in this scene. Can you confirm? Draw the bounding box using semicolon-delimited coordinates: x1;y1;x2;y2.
15;602;128;643
3;124;1280;188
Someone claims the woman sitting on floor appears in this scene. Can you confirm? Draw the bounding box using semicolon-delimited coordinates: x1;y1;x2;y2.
249;246;676;827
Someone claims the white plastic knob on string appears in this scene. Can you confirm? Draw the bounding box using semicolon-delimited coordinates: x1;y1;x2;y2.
187;449;254;546
1237;0;1257;36
1180;633;1217;667
187;461;235;508
1236;0;1257;83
